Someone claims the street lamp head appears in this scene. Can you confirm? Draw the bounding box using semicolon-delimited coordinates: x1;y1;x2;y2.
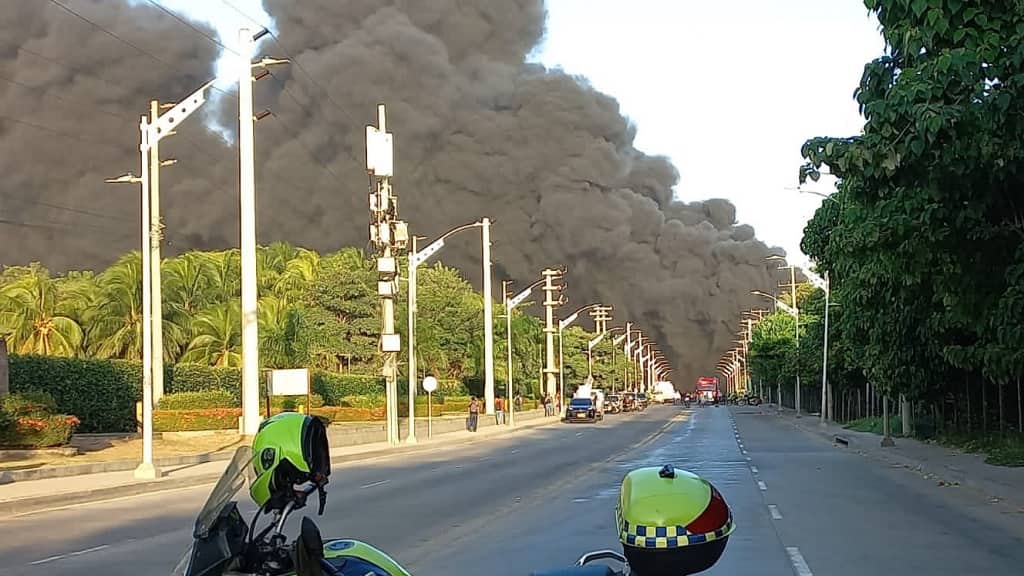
104;172;142;184
257;56;290;67
766;254;786;262
254;109;273;122
252;28;271;41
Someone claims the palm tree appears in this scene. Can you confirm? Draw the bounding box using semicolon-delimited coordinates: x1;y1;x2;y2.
0;263;84;356
274;248;319;302
181;302;242;367
202;249;241;303
85;253;143;360
259;295;313;368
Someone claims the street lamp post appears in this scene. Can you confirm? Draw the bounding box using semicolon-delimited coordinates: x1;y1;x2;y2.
505;277;545;426
557;303;603;398
406;219;493;442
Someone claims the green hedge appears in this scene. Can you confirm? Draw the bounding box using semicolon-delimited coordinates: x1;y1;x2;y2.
9;355;140;433
312;372;382;405
158;390;235;410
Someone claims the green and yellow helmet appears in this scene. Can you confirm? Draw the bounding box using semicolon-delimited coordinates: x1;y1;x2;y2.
249;413;331;512
616;464;733;576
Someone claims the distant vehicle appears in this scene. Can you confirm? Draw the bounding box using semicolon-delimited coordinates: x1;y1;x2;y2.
696;376;720;405
636;393;650;410
565;397;598;423
653;381;681;404
606;394;623;413
622;392;638;412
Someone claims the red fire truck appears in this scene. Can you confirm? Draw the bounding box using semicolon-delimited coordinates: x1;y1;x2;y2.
696;376;720;404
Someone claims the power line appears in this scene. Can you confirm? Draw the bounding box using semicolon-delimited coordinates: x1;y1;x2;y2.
0;113;133;153
218;0;361;149
0;192;135;223
144;0;239;56
45;0;237;102
0;72;128;123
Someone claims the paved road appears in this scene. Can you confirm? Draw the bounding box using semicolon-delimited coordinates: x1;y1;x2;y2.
1;405;1021;575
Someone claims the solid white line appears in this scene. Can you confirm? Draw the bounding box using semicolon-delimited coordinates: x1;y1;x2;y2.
750;466;759;474
30;555;67;565
575;432;584;437
758;480;767;491
786;547;813;576
769;504;783;519
29;545;109;566
360;479;391;489
69;545;109;557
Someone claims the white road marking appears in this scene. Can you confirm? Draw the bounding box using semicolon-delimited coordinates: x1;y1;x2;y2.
758;481;767;491
572;498;589;503
745;456;752;461
742;449;748;455
786;547;813;576
510;449;520;454
360;479;391;489
30;545;109;565
575;432;584;437
769;504;783;519
750;466;759;474
478;456;492;462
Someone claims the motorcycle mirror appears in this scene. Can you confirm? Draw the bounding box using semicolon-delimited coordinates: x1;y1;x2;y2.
294;516;325;576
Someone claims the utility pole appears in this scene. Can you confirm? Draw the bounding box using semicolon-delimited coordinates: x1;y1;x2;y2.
148;100;166;402
367;104;407;446
481;217;495;415
406;236;419;444
542;268;565;407
820;271;831;425
503;281;513;426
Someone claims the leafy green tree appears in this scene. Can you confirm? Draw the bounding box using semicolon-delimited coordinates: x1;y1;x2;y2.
0;263;83;356
85;253;143;360
181;302;241;367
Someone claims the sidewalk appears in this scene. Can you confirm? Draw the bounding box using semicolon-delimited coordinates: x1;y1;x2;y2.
0;409;556;517
772;406;1024;510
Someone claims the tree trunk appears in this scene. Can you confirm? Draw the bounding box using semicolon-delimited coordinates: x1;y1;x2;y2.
1018;377;1022;434
900;395;912;437
999;380;1005;435
0;336;8;393
965;374;971;433
982;377;987;434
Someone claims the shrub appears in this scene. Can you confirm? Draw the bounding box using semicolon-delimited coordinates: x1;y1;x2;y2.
270;394;324;411
312;406;385;422
158;390;236;410
9;355;140;433
338;394;386;409
2;390;58;416
154;408;241;432
168;364;246;401
0;414;80;447
312;372;382;405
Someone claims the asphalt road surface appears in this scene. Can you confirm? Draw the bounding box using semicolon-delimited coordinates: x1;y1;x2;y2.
0;405;1021;575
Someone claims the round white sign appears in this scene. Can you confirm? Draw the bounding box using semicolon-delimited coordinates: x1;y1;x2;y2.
422;376;438;393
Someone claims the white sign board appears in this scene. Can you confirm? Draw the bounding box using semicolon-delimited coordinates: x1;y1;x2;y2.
269;369;310;396
422;376;438;393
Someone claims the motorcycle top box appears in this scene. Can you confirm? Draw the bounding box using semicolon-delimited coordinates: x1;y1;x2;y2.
616;465;733;576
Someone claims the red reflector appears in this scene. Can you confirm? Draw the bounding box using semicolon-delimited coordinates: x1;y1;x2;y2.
686;485;729;534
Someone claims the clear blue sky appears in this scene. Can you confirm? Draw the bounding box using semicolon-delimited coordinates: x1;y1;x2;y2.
166;0;884;267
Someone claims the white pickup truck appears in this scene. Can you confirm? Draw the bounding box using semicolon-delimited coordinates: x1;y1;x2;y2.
652;381;681;404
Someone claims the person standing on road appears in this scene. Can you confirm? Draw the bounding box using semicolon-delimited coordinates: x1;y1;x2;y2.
515;393;523;412
468;396;481;432
495;396;506;425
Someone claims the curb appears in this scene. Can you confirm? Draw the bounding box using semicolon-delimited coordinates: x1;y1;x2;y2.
0;415;560;518
0;451;235;484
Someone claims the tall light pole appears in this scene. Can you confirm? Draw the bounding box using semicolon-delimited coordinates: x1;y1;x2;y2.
542;268;566;406
406;219;494;442
802;269;831;424
767;255;801;415
505;277;545;425
558;303;603;394
238;29;288;435
105;170;156;479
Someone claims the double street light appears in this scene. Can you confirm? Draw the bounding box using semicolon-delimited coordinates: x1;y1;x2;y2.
504;276;548;426
106;30;287;477
406;218;494;443
557;303;605;397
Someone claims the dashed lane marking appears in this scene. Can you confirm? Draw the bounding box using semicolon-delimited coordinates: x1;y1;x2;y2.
30;545;109;566
360;479;390;489
769;504;782;519
786;547;813;576
758;480;767;491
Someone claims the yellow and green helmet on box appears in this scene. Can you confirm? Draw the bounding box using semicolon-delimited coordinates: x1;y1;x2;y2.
616;464;733;575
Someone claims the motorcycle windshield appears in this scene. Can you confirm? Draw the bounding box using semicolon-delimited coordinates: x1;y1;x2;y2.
170;446;255;576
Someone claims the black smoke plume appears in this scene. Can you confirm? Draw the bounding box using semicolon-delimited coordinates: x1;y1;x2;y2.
0;0;786;388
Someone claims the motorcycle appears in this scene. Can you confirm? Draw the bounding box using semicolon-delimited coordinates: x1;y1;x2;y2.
172;448;731;576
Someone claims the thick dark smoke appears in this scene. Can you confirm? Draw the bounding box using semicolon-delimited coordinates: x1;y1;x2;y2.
0;0;786;389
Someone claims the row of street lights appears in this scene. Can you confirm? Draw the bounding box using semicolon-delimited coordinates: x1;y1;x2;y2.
112;26;674;466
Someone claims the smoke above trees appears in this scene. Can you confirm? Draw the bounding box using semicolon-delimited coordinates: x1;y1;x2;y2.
0;0;787;387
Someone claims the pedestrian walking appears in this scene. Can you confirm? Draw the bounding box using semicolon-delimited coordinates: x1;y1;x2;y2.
515;393;523;412
495;396;506;425
468;396;481;432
